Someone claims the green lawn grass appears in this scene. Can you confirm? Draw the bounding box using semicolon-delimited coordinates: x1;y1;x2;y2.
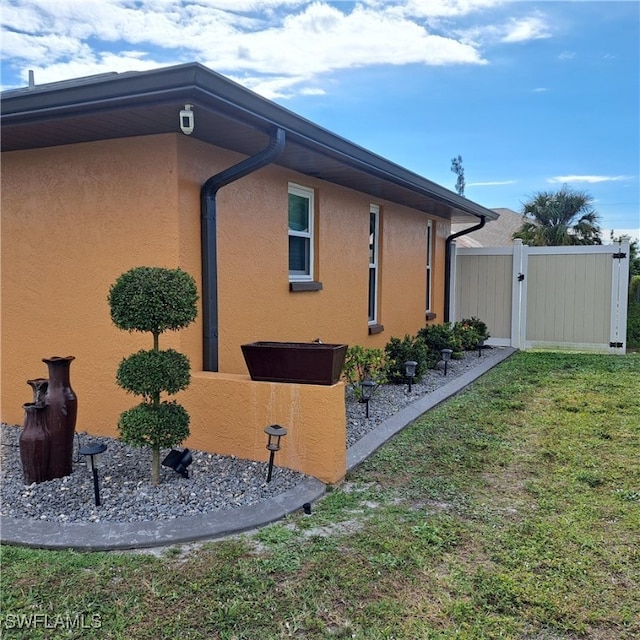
2;351;639;639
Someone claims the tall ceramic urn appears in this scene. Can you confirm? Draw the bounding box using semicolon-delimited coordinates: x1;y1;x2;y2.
43;356;77;479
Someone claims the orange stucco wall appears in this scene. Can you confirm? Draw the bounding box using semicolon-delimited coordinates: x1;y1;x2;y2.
1;133;448;484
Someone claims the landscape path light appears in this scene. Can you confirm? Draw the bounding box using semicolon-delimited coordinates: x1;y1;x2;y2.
359;379;376;418
478;339;485;358
79;441;107;507
162;449;193;478
264;424;287;483
404;361;418;392
441;349;453;376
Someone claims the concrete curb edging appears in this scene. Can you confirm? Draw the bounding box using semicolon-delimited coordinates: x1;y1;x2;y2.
0;477;327;551
0;347;515;551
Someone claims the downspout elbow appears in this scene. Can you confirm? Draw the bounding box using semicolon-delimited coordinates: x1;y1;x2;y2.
202;127;286;200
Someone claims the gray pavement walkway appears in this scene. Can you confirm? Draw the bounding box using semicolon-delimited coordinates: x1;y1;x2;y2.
0;347;515;551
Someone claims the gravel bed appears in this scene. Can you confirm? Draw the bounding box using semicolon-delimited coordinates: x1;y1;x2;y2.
0;430;309;524
345;349;490;447
1;350;489;524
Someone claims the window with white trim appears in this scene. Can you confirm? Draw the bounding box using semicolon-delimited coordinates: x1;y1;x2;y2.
288;183;314;281
426;220;433;312
368;205;380;324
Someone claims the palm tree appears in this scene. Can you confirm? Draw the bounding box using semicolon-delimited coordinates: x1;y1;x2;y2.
513;185;602;246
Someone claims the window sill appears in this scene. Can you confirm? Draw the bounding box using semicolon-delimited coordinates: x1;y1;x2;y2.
425;312;437;321
368;323;384;335
289;281;323;292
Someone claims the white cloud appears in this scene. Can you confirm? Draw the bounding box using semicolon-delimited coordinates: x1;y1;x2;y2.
454;10;551;48
501;14;551;43
1;0;489;93
549;175;634;184
533;87;549;93
388;0;502;20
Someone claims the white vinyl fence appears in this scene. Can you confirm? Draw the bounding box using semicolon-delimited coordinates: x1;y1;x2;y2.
451;240;630;354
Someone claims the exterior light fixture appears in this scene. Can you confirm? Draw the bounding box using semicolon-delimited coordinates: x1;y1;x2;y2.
404;360;418;392
264;424;287;483
359;379;376;418
79;441;107;506
478;339;485;358
441;349;453;376
179;104;194;135
162;449;193;478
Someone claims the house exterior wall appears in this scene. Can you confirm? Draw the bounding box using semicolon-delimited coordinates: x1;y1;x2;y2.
1;133;448;483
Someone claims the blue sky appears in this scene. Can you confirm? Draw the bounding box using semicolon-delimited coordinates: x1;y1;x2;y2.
2;0;638;241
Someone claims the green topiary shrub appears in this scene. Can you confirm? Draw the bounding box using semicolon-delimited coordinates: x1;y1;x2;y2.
384;334;435;383
342;345;388;399
108;266;198;485
416;323;463;363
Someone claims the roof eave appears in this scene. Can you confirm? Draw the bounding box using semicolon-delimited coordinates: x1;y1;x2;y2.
1;63;498;223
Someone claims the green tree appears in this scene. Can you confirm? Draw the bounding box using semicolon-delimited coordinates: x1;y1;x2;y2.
451;155;465;197
513;185;602;246
108;267;198;485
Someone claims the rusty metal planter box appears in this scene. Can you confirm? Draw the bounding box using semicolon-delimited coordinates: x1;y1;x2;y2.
241;342;348;385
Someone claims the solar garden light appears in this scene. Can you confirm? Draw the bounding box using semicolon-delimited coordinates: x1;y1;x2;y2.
359;379;376;418
79;441;107;506
441;349;453;376
264;424;287;483
162;449;193;478
478;339;485;358
404;360;418;392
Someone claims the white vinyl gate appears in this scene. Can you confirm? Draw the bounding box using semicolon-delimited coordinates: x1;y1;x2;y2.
451;240;630;354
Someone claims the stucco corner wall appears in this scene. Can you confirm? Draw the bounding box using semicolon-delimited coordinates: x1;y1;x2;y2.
182;373;347;485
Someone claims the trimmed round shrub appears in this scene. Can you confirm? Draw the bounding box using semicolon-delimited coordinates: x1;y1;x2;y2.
109;266;198;335
116;349;191;399
118;401;190;451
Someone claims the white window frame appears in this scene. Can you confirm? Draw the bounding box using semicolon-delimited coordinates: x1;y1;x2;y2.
426;220;433;312
288;183;314;282
368;205;380;324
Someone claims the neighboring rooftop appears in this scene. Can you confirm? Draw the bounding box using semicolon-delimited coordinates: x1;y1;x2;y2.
452;208;526;247
1;63;498;225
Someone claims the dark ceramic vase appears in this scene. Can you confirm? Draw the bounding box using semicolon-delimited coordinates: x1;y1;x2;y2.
27;377;49;405
19;402;51;484
43;356;77;479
